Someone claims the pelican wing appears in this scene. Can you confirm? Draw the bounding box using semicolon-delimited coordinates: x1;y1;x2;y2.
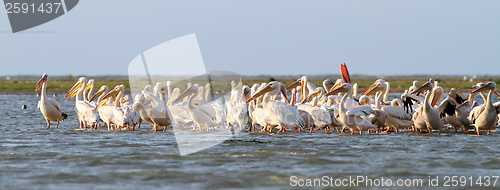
494;101;500;114
49;98;63;112
469;105;485;124
346;105;375;117
268;101;304;128
382;106;412;121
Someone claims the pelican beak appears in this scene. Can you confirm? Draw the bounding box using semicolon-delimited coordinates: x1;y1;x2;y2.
246;85;274;103
36;74;48;92
340;63;351;84
89;89;106;102
286;79;300;90
471;82;494;94
173;86;194;104
456;101;470;110
410;81;432;94
84;82;93;91
301;90;320;104
280;84;289;104
326;84;348;96
361;83;382;97
143;98;152;106
95;88;119;111
65;81;83;99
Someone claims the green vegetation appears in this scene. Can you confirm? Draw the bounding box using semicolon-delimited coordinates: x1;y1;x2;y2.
1;76;498;93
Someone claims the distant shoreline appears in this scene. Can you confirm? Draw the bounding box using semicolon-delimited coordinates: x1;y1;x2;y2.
1;76;499;94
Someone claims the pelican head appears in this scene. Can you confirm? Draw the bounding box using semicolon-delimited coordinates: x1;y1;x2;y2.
65;77;87;99
301;87;324;104
468;81;497;101
246;81;287;103
325;83;351;96
36;73;48;91
456;100;471;110
361;79;386;97
95;85;124;110
173;85;198;103
410;81;433;95
89;85;109;102
358;95;370;106
287;78;301;90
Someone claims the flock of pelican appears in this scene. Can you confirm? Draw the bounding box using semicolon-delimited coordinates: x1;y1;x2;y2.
36;64;500;135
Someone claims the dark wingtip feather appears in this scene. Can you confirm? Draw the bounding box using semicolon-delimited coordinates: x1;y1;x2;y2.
61;112;68;120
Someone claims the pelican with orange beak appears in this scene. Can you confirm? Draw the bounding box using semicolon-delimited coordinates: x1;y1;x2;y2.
409;79;459;135
326;83;377;135
65;77;100;129
467;82;500;135
95;85;131;131
36;74;68;128
246;81;304;133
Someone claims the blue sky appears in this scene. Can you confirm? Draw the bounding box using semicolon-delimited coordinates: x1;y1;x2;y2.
0;1;499;77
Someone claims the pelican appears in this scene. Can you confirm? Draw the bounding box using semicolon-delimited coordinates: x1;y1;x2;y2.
227;85;250;131
36;74;68;128
246;81;304;133
364;79;413;133
83;79;95;101
65;77;100;129
467;82;500;135
175;85;218;131
89;85;114;129
442;88;470;132
94;85;131;131
167;88;193;130
409;79;458;135
297;87;334;133
133;90;172;132
289;88;316;132
326;83;377;135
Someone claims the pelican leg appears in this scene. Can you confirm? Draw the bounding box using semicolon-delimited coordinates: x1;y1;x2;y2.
488;129;491;135
438;129;441;135
206;124;209;132
252;124;255;132
395;128;399;134
137;119;142;128
384;127;391;133
46;120;51;128
359;129;363;135
127;126;130;132
309;127;313;133
80;121;83;129
367;129;371;134
163;126;167;132
454;127;457;132
154;125;158;132
325;127;330;133
337;127;340;133
476;129;480;135
341;126;347;133
350;129;354;135
376;128;380;135
56;121;59;128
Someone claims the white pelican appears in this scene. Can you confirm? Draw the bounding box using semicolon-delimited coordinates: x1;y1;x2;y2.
134;90;171;132
65;77;100;129
89;85;113;129
290;88;316;132
409;79;458;135
363;79;412;133
167;88;193;130
328;83;377;135
246;81;304;133
467;82;500;135
227;85;250;131
297;87;333;133
36;74;68;128
442;88;470;132
174;85;218;131
95;85;131;131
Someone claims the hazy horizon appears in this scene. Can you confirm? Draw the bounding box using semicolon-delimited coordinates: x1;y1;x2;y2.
1;1;499;77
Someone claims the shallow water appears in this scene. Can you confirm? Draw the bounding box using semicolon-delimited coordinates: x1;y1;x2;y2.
2;93;500;189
